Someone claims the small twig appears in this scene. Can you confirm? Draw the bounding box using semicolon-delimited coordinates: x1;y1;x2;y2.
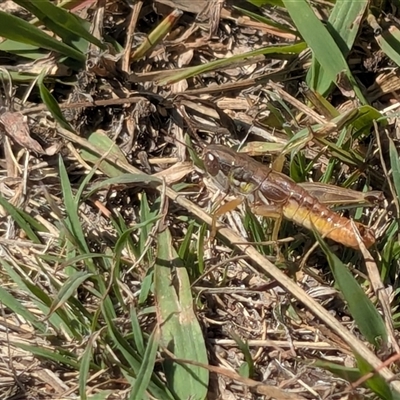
122;1;143;72
20;94;151;115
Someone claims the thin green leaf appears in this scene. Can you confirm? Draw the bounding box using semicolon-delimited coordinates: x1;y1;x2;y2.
132;9;182;61
47;271;95;318
0;11;85;62
86;391;114;400
59;155;90;254
247;0;284;6
87;173;162;197
101;302;174;399
158;42;307;85
14;343;83;369
38;70;74;131
234;6;296;35
389;137;400;200
79;332;101;400
307;0;368;95
0;286;47;332
356;355;393;399
130;306;145;356
0;195;41;244
0;40;47;59
129;329;159;400
230;332;254;378
12;0;105;50
315;232;388;347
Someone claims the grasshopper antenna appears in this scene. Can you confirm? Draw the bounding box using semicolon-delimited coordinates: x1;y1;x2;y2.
176;103;206;150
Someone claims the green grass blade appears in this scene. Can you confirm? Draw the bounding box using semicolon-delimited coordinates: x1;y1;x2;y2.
0;285;47;332
101;303;174;399
0;10;85;62
12;0;105;50
0;195;41;244
234;6;296;35
58;155;90;254
315;232;388;347
155;228;208;400
0;258;80;337
247;0;283;6
81;131;130;177
79;333;97;400
158;42;306;85
0;40;46;59
129;329;159;400
196;224;207;275
178;221;195;261
230;332;254;378
14;343;82;369
376;26;400;67
329;1;368;54
47;271;95;318
389;137;400;199
356;355;393;399
307;0;368;95
130;306;145;356
132;9;182;61
283;0;365;101
87;173;161;196
38;71;74;131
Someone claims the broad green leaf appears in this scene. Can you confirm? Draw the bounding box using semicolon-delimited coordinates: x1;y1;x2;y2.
376;26;400;68
283;0;365;102
307;0;368;95
356;355;393;399
155;228;208;400
81;131;130;178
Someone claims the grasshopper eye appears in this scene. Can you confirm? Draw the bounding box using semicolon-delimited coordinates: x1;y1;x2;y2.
204;152;220;176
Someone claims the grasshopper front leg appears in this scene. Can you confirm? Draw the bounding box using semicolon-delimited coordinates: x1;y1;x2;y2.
210;197;244;242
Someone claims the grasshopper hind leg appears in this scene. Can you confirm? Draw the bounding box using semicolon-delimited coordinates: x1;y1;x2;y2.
251;203;286;260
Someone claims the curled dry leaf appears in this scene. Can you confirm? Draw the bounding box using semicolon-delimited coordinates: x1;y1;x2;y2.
0;110;44;154
153;161;193;184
